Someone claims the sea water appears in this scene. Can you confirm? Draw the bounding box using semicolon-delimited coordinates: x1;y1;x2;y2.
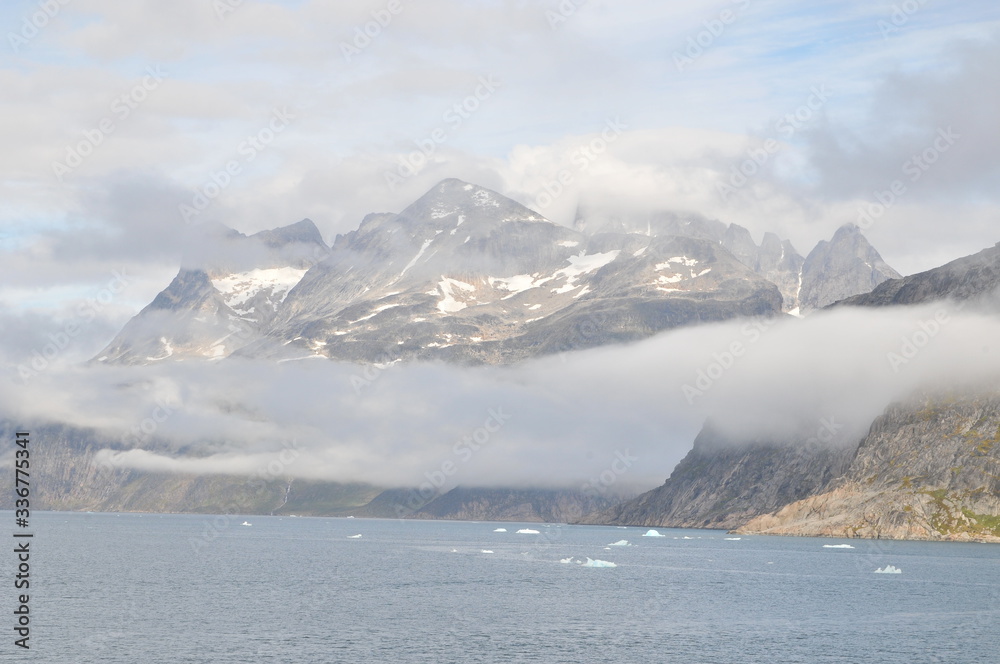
4;511;999;663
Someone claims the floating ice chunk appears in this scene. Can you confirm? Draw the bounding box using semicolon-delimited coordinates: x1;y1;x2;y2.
347;534;362;539
608;540;632;547
822;544;855;549
724;537;741;541
481;550;494;554
874;565;902;574
516;528;541;534
241;521;252;526
451;549;458;553
493;528;507;532
559;557;576;564
583;558;617;568
642;529;665;537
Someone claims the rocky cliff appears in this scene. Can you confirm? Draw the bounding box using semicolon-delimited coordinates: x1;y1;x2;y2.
737;392;1000;542
577;424;856;529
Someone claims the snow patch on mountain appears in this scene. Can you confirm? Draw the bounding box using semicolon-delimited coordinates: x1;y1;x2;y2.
400;239;434;277
436;277;476;313
211;267;308;310
551;250;620;294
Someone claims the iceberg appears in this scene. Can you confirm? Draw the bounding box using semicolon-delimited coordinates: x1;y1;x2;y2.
240;521;252;526
559;557;576;564
583;558;617;568
874;565;902;574
724;537;741;541
347;534;362;539
608;540;632;546
642;529;665;537
822;544;855;549
481;550;494;554
493;528;507;532
516;528;541;534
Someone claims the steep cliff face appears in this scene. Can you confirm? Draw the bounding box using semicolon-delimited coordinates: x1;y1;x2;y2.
577;425;856;529
833;242;1000;309
738;393;1000;542
799;224;901;311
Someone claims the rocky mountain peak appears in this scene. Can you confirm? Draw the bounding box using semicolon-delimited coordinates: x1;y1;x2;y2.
798;223;901;312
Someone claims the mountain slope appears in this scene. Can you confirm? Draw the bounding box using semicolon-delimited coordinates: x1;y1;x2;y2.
94;220;329;365
577;424;855;530
738;392;1000;542
799;223;901;311
833;241;1000;308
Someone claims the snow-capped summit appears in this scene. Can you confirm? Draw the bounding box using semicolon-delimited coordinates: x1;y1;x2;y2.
97;179;901;366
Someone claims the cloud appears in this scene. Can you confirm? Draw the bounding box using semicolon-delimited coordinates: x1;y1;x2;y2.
5;301;999;492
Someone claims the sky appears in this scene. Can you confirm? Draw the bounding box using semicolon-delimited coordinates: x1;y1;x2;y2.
2;1;1000;491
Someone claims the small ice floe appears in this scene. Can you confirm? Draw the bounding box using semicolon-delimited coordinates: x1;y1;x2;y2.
681;536;694;540
346;516;355;519
516;528;540;534
559;557;576;564
724;537;741;541
347;534;362;539
481;550;494;554
642;529;665;537
874;565;902;574
493;528;508;532
241;521;252;526
583;558;617;568
451;549;458;553
822;544;855;549
608;540;632;547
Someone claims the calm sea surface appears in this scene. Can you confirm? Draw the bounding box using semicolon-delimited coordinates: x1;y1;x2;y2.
3;511;999;663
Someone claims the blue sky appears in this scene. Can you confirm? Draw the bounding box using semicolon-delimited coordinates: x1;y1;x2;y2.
1;0;999;359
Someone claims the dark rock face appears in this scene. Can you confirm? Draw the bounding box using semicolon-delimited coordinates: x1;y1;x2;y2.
833;242;1000;309
739;392;1000;542
578;424;855;530
799;223;901;311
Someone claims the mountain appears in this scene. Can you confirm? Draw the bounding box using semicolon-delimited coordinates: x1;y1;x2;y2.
94;220;329;365
575;209;807;312
737;391;1000;541
798;223;901;312
577;423;855;530
833;241;1000;308
100;180;901;369
582;239;1000;541
101;180;800;367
